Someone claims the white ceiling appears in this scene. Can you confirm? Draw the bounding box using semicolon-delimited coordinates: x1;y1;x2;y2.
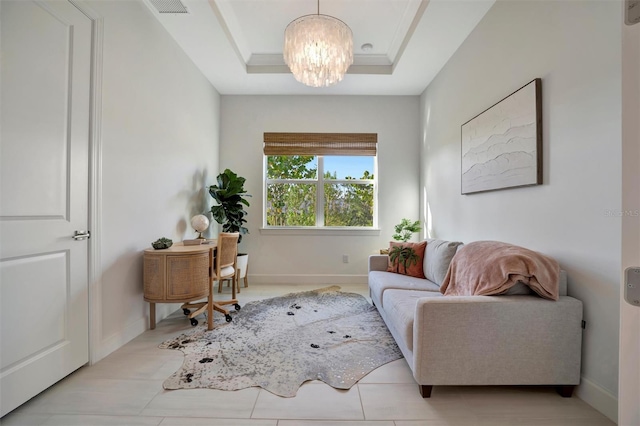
143;0;495;95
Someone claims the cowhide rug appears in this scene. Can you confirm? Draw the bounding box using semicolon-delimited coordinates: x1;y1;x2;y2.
159;286;402;397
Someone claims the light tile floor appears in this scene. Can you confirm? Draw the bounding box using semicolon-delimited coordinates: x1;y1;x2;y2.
2;284;615;426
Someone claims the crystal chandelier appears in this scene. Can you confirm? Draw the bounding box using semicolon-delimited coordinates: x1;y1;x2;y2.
283;1;353;88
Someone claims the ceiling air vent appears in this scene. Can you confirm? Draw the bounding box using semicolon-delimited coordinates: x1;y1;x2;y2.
149;0;188;14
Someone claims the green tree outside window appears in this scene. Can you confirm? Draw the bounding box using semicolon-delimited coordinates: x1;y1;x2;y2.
266;155;374;227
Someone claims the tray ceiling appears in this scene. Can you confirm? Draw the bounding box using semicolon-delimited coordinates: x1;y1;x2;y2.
143;0;495;95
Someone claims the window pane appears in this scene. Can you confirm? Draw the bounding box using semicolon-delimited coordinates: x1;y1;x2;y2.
267;155;317;179
324;183;373;227
324;156;374;180
266;183;316;226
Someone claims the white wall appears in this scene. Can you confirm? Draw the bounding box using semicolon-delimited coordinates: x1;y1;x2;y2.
419;0;621;421
89;0;221;360
220;96;420;283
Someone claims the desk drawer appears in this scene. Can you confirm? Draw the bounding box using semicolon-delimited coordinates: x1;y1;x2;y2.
166;252;210;300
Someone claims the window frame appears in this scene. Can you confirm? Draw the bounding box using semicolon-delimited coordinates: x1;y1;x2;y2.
262;155;379;231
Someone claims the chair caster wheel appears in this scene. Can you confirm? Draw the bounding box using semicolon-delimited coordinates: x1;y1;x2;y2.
183;308;191;315
190;318;198;326
234;303;241;311
225;314;233;323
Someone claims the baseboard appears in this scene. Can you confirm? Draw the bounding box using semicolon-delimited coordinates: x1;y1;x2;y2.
93;303;193;363
249;274;367;285
576;376;618;423
93;316;147;363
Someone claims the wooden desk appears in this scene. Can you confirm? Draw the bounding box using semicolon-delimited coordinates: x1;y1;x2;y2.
143;241;216;329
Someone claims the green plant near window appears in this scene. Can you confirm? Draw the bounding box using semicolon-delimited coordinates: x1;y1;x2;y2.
389;244;419;274
209;169;251;243
393;218;422;242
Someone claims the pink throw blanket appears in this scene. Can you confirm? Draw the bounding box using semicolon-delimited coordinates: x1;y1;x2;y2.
440;241;560;300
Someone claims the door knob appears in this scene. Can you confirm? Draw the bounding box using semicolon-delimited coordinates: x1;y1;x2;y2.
73;230;91;240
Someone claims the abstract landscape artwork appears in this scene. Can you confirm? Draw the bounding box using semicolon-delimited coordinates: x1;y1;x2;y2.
461;78;542;194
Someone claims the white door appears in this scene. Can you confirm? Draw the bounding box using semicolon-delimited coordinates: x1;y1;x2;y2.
620;4;640;425
0;0;92;416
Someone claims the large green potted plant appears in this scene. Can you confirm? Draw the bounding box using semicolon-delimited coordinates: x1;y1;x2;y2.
209;169;251;239
209;169;251;285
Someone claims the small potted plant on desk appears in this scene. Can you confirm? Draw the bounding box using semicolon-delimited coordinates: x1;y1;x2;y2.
209;169;251;290
380;218;422;254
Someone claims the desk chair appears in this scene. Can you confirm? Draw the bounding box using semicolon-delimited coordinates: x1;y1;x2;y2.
219;262;246;294
181;232;241;330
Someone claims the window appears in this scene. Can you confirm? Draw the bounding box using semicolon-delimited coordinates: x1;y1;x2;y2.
264;133;377;228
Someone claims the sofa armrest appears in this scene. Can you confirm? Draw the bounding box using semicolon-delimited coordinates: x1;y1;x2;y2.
412;295;583;386
369;255;388;272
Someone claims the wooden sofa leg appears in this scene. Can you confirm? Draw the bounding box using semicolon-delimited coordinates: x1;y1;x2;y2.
419;385;433;398
556;385;575;398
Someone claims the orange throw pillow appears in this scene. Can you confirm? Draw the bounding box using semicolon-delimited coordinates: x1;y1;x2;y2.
386;241;427;278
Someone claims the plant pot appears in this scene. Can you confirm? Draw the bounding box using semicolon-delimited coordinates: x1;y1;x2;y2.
236;253;249;285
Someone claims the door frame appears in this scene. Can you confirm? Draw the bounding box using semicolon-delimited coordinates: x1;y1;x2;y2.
620;7;640;425
68;0;103;366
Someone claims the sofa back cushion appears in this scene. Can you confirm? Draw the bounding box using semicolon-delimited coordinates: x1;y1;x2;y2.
504;281;534;295
424;239;463;286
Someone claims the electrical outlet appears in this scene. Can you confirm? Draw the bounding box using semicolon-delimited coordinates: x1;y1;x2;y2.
342;254;349;263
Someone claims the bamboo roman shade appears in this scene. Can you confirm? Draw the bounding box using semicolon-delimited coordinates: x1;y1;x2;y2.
264;132;377;156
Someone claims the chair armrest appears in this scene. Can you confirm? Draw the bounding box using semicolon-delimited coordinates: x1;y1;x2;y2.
412;295;583;386
369;255;389;272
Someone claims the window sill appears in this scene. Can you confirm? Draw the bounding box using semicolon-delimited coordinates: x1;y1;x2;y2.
259;227;381;236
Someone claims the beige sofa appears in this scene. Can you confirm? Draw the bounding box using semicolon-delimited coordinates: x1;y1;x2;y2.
368;238;583;398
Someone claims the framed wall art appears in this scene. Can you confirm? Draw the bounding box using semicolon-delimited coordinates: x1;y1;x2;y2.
461;78;542;195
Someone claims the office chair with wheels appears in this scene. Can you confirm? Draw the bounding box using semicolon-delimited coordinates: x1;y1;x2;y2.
181;232;241;330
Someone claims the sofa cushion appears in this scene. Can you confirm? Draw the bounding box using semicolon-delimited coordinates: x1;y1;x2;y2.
559;270;567;296
382;289;443;352
387;241;427;278
503;281;533;295
369;271;440;308
424;239;463;286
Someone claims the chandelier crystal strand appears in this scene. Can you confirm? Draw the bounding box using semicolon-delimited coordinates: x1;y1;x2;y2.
284;14;353;87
